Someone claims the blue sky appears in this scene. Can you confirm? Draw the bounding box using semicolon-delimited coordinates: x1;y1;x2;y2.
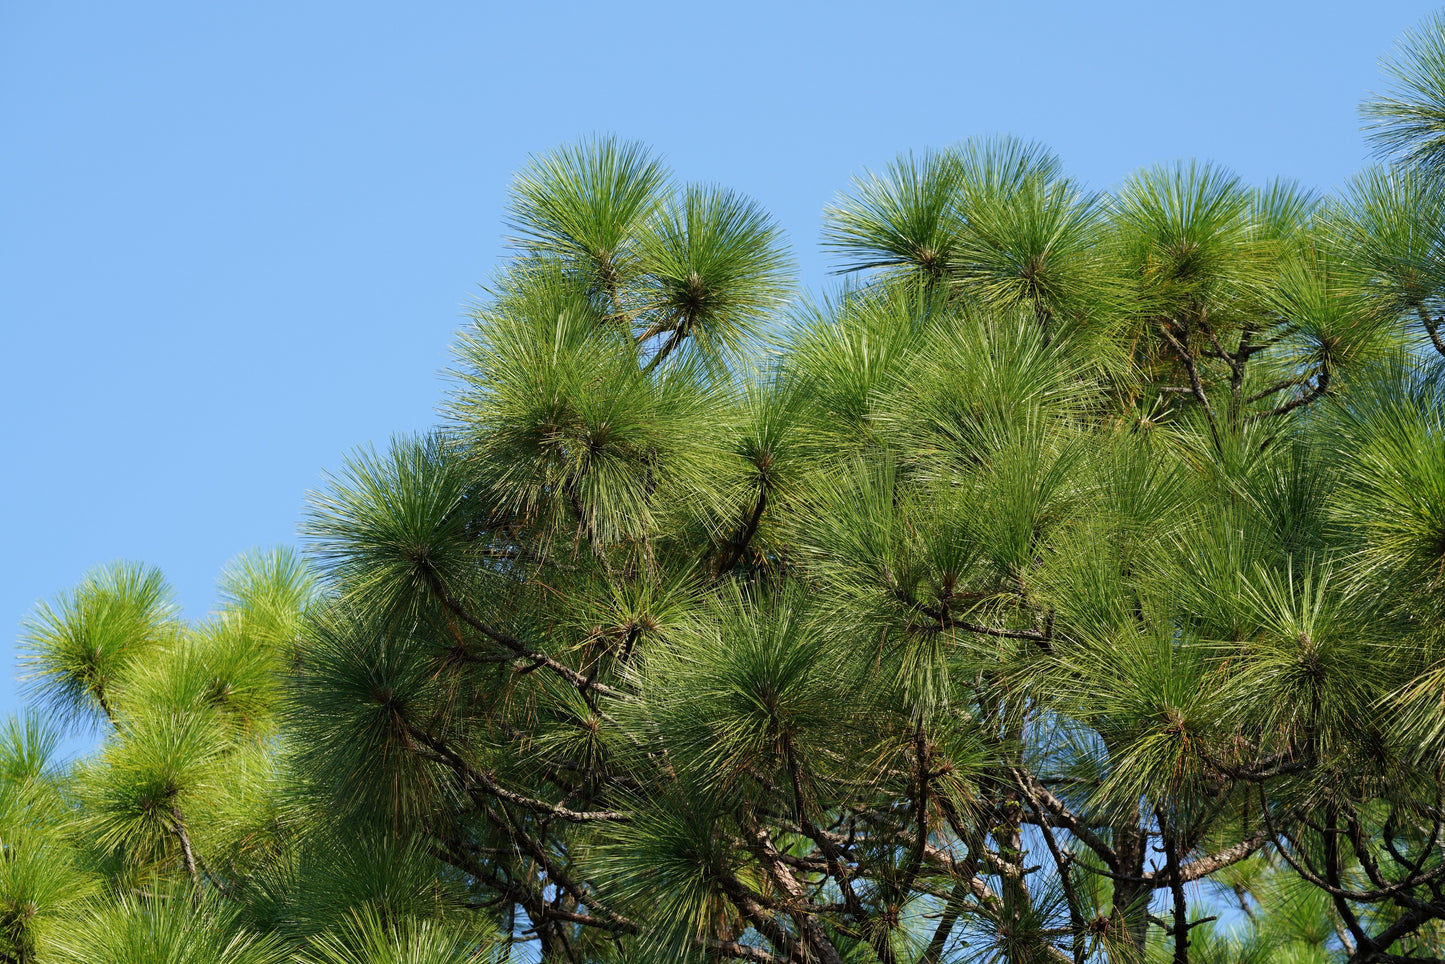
1;0;1438;734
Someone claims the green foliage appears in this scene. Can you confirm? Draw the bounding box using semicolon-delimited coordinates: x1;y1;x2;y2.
1363;10;1445;175
46;889;290;964
297;905;499;964
19;18;1445;961
20;561;182;728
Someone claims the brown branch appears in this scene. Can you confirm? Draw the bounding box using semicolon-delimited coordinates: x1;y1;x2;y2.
642;323;689;374
1021;780;1087;963
539;905;636;932
421;563;627;700
918;882;969;964
96;689;121;731
921;600;1055;653
483;792;638;933
1247;365;1331;421
716;486;768;578
782;735;868;922
1159;809;1190;964
702;938;785;963
409;723;629;823
170;806;199;887
1158;320;1222;451
898;720;931;897
715;869;808;964
1011;768;1118;871
1245;376;1304;404
1360;902;1445;961
1155;829;1269;885
747;824;847;964
1417;306;1445;359
1207;324;1250;428
1259;792;1373;954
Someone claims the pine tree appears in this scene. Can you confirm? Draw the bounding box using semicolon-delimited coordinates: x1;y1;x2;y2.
10;13;1445;963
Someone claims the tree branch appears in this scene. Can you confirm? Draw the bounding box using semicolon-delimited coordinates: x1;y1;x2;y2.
409;723;630;823
421;563;628;700
1158;320;1222;451
170;805;199;887
1145;829;1269;885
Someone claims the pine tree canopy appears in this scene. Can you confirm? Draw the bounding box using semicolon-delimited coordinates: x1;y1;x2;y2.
12;15;1445;964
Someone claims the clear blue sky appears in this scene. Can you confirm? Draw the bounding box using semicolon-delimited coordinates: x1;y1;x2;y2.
1;0;1437;733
